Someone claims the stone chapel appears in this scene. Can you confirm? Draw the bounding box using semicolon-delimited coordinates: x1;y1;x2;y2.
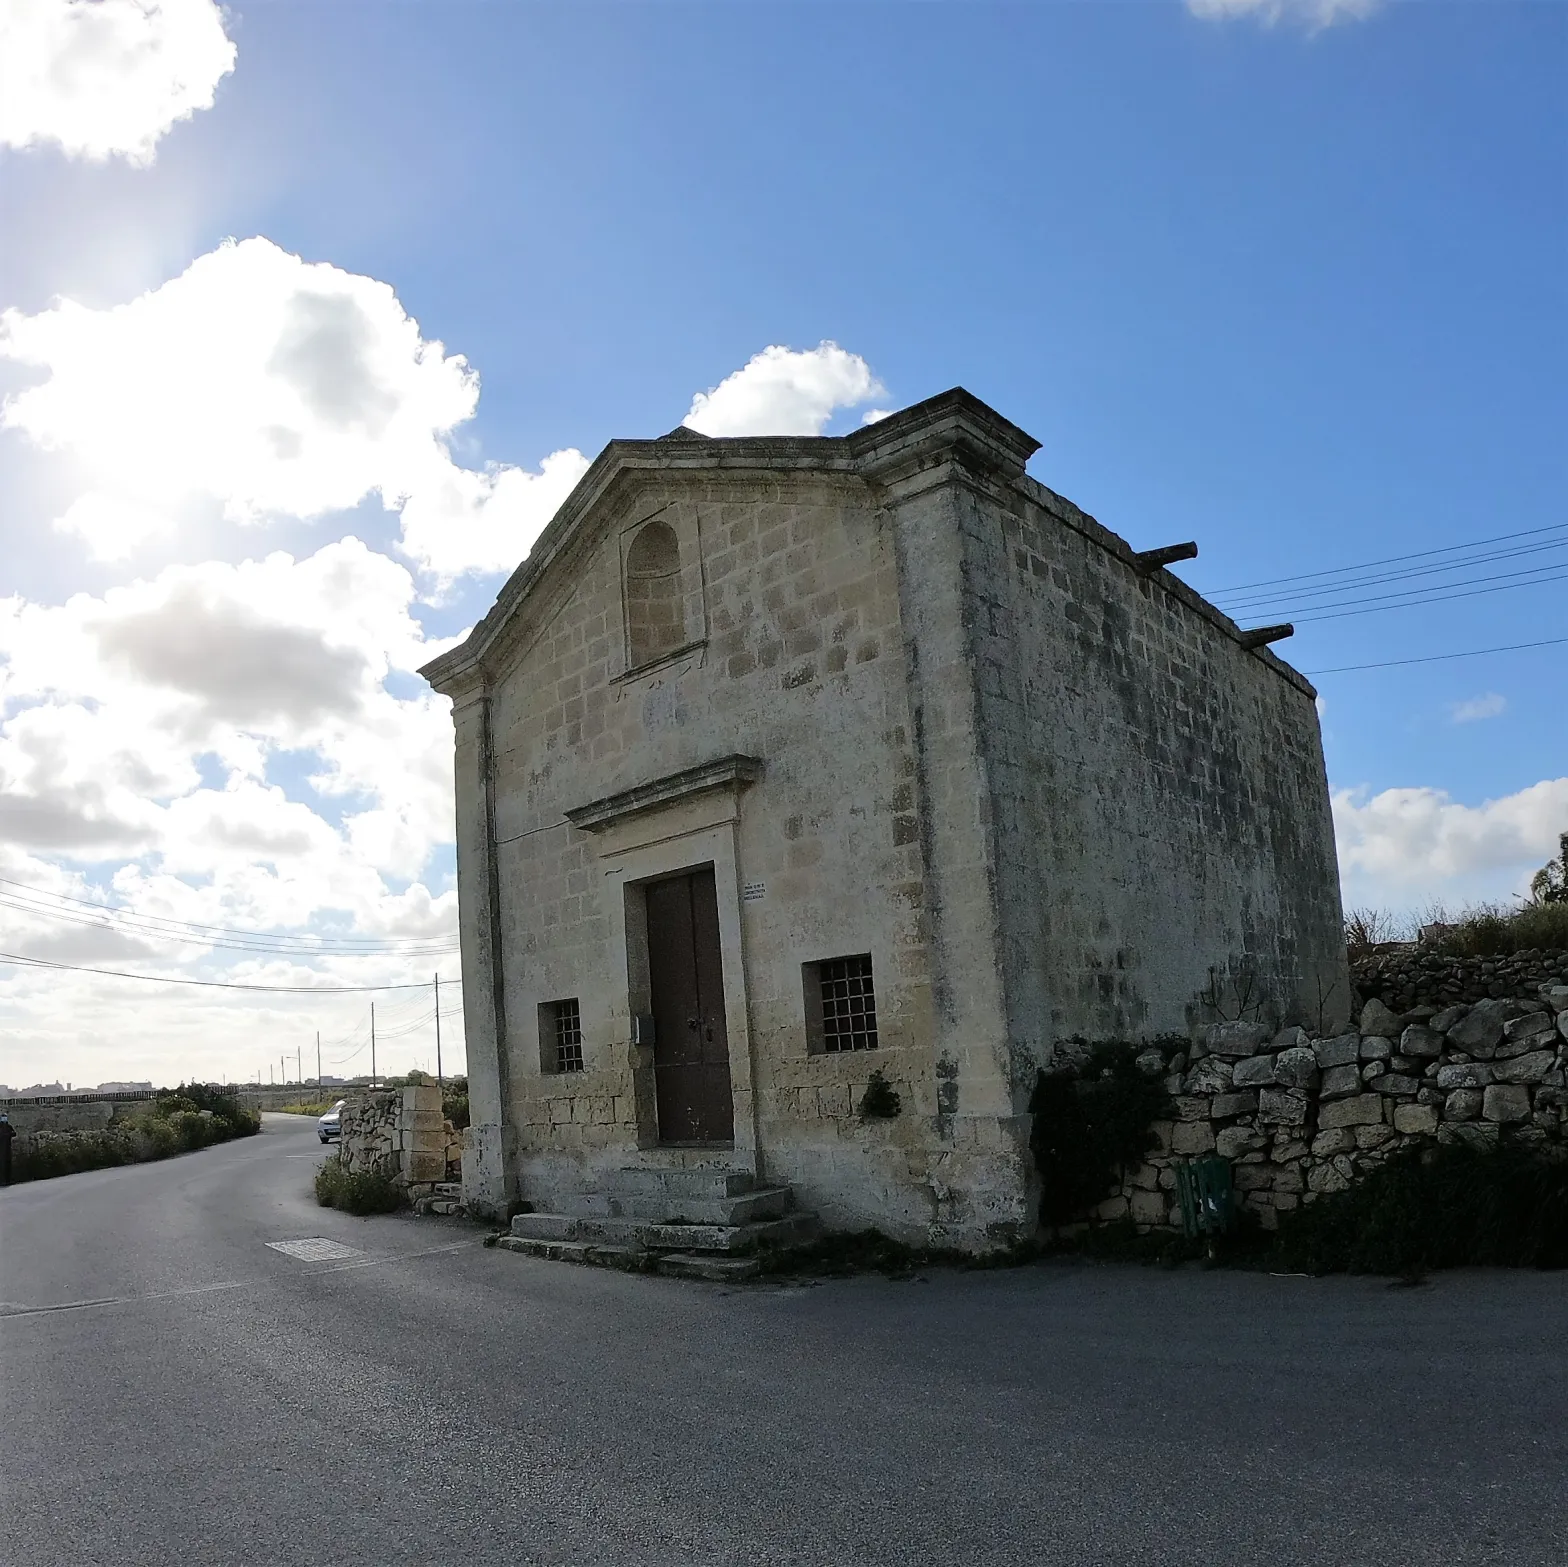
421;388;1347;1249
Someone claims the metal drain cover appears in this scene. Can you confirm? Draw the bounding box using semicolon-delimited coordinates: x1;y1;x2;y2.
266;1238;364;1262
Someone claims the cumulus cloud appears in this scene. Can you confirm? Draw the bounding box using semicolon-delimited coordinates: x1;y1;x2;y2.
1450;693;1507;725
1186;0;1380;26
2;245;895;584
0;0;236;166
684;343;886;437
0;539;453;872
1333;778;1568;906
0;237;590;583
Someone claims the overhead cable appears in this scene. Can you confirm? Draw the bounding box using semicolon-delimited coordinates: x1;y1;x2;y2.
0;951;453;992
1200;521;1568;596
1306;636;1568;674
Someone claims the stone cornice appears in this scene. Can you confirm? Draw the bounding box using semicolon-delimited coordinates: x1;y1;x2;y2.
564;755;764;833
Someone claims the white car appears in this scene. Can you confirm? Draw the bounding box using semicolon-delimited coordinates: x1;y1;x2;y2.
317;1100;347;1143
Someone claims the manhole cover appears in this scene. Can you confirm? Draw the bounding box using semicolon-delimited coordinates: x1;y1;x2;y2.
266;1238;364;1262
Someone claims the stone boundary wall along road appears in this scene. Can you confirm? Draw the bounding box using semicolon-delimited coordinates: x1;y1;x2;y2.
336;1085;466;1213
1106;983;1568;1232
1351;948;1568;1012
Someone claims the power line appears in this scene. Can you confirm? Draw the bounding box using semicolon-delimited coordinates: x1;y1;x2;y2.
1286;568;1568;624
1213;535;1568;614
1201;520;1568;596
0;951;453;992
0;889;458;960
1305;635;1568;675
0;875;458;955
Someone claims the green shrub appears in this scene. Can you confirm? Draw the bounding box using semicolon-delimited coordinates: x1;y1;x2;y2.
1029;1043;1170;1231
1419;900;1568;957
443;1078;469;1131
1276;1144;1568;1274
10;1086;260;1183
314;1158;405;1216
857;1070;902;1120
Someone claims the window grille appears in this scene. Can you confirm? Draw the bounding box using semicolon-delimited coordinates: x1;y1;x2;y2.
553;998;584;1072
814;955;878;1053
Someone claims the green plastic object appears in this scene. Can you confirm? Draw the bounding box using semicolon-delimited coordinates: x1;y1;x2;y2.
1175;1156;1235;1238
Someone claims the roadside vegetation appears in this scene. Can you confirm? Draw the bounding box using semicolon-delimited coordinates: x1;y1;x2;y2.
277;1099;337;1116
11;1084;261;1183
1345;834;1568;956
314;1158;405;1215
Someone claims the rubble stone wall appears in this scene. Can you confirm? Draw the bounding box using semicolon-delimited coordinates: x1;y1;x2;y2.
1351;947;1568;1012
1105;982;1568;1232
338;1084;464;1189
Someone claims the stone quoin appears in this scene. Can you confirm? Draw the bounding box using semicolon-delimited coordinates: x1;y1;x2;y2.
420;389;1348;1248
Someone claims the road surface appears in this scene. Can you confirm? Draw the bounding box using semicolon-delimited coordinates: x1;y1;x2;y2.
1;1111;1564;1566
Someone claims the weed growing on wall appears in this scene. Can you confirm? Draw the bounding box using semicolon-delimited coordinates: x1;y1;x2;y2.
1029;1044;1170;1232
858;1070;902;1120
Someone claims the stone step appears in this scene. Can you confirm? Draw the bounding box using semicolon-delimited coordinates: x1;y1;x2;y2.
509;1210;819;1254
551;1185;794;1225
652;1252;763;1282
496;1235;762;1282
606;1166;758;1200
495;1235;645;1271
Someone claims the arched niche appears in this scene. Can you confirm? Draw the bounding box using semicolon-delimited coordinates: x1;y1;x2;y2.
625;519;685;666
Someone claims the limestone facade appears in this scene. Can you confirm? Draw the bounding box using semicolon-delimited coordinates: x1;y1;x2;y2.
421;389;1347;1247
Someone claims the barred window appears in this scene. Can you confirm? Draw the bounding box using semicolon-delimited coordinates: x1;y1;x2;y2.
805;954;879;1054
550;998;584;1073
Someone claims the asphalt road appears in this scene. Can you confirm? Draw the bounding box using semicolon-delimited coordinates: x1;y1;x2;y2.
1;1113;1564;1567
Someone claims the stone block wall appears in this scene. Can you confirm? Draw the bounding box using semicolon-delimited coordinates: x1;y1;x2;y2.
338;1085;464;1198
1105;983;1568;1232
1351;947;1568;1012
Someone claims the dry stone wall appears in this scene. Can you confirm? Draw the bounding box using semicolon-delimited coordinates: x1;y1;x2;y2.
1351;947;1568;1012
337;1085;465;1212
1107;982;1568;1231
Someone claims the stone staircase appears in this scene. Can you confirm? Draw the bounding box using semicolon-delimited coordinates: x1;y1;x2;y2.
496;1166;819;1281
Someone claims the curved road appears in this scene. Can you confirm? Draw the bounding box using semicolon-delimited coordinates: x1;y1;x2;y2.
1;1112;1564;1566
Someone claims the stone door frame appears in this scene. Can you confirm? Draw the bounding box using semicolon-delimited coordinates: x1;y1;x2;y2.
576;779;761;1170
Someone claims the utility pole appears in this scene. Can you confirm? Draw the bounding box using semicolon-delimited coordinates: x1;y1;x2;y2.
370;1002;377;1087
434;973;442;1089
296;1045;302;1090
316;1031;321;1095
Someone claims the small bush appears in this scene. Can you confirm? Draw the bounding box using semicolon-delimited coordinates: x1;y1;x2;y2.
442;1081;469;1131
1276;1144;1568;1274
1029;1043;1170;1231
314;1158;405;1216
858;1070;902;1120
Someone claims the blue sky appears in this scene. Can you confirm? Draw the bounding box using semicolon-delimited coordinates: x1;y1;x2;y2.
0;0;1563;1087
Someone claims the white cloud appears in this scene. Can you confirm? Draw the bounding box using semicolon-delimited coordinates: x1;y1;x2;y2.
1333;777;1568;906
0;0;236;166
0;538;452;864
396;448;591;582
1450;692;1507;725
0;236;590;584
684;343;886;437
1186;0;1380;27
2;246;893;584
0;240;893;1085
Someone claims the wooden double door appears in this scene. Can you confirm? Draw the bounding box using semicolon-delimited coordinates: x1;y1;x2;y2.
645;867;735;1145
